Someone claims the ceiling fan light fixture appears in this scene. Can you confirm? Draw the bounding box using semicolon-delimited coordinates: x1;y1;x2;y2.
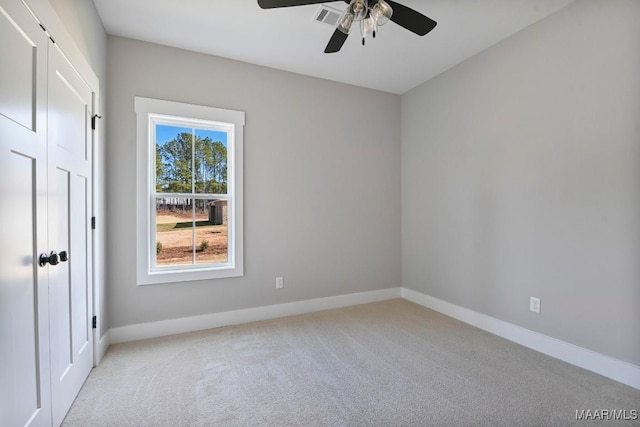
337;9;355;34
371;0;393;26
348;0;368;21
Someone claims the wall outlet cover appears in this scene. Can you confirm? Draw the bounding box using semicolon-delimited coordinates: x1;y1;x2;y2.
530;297;541;314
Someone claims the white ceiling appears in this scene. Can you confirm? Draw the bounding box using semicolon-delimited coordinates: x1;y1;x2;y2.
93;0;576;94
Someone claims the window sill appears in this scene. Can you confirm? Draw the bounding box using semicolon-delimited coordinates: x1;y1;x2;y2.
137;264;243;285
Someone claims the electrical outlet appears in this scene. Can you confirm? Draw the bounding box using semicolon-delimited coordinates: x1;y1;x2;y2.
276;277;284;289
529;297;541;314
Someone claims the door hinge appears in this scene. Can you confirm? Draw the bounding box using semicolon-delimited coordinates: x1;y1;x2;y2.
38;23;55;43
92;316;97;329
91;217;96;230
91;114;102;130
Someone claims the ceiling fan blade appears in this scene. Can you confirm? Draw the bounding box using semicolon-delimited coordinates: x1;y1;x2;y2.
258;0;335;8
324;29;349;53
385;0;437;36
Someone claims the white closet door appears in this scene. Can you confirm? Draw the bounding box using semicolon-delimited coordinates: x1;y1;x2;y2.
47;42;94;427
0;0;51;426
1;1;96;425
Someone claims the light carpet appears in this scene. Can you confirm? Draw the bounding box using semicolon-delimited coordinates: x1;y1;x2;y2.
63;299;639;426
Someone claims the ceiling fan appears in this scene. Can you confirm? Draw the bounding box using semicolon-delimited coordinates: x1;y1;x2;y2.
257;0;437;53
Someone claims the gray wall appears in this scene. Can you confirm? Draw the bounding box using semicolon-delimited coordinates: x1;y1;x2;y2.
48;0;106;81
106;36;401;328
402;0;640;366
47;0;109;337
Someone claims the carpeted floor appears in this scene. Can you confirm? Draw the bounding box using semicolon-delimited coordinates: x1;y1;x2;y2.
63;299;639;426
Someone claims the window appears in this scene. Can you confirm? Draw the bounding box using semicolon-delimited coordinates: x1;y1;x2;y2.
135;97;244;284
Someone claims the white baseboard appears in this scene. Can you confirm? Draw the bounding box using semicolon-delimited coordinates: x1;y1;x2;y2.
401;287;640;390
94;330;110;366
109;287;401;344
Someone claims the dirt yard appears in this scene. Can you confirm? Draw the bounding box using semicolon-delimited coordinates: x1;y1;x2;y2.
156;209;228;265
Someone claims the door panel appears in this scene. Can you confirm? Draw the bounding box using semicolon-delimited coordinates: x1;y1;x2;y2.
50;70;88;158
0;153;44;426
71;173;90;356
0;3;37;130
0;1;51;426
50;168;72;381
48;42;94;427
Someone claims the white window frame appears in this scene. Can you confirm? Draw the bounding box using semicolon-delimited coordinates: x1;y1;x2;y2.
135;97;244;285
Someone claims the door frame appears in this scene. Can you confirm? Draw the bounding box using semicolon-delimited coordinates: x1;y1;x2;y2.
21;0;107;364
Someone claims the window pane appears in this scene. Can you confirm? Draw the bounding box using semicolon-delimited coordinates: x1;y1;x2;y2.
155;124;193;193
155;197;194;266
195;199;228;264
194;129;228;194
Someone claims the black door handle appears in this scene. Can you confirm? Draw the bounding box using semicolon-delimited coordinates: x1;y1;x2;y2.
39;251;58;267
39;250;68;267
